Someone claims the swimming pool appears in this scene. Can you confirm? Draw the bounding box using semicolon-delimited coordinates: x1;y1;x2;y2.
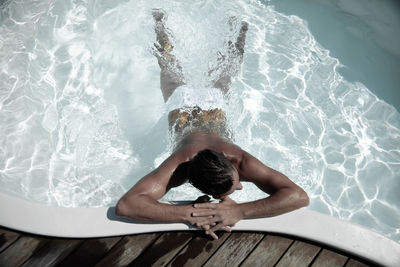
0;0;399;264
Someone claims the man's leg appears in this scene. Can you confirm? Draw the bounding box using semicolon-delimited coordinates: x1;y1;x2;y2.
209;20;249;94
153;9;185;102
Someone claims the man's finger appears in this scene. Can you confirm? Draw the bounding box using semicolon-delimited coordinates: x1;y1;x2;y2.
220;226;232;232
208;223;226;233
193;203;217;209
196;217;220;227
191;215;212;226
205;230;218;240
202;224;210;230
192;210;216;217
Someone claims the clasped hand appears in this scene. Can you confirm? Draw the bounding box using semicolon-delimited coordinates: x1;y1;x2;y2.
191;196;243;240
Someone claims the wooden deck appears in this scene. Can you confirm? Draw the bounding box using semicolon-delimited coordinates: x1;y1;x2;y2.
0;226;377;267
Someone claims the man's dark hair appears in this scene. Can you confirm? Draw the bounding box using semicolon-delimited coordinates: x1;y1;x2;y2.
187;149;234;196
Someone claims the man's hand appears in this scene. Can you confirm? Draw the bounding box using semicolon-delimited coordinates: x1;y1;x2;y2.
198;223;232;240
192;197;243;239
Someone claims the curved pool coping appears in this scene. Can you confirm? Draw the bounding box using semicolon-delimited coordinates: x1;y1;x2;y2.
0;192;399;266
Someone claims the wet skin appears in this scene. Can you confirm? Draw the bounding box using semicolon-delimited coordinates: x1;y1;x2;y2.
115;131;309;239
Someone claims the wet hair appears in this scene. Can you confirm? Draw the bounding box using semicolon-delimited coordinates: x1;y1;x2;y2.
187;149;234;196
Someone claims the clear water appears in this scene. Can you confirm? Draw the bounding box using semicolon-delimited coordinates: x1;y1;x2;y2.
0;0;399;241
270;0;400;112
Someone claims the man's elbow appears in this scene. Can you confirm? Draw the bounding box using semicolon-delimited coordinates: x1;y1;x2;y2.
115;198;131;217
295;188;309;208
115;195;149;220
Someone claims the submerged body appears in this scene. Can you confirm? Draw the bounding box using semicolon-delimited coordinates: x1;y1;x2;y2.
167;85;229;146
116;10;309;239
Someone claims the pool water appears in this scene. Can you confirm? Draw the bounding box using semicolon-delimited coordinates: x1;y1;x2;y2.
271;0;400;112
0;0;399;242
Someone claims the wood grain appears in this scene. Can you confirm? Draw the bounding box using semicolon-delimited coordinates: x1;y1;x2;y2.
204;232;264;267
241;234;293;266
58;236;122;267
311;249;348;267
21;238;82;267
0;226;377;267
275;240;320;267
168;231;230;267
0;228;20;253
131;232;194;267
95;233;160;267
345;259;370;267
0;235;49;267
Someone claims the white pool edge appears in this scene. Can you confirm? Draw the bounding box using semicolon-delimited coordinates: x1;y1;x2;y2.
1;192;399;266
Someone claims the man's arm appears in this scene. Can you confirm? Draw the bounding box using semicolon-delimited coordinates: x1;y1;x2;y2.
237;151;309;218
115;152;210;225
193;151;309;232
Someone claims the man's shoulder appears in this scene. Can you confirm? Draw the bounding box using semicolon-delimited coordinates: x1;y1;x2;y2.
219;142;245;156
171;145;200;162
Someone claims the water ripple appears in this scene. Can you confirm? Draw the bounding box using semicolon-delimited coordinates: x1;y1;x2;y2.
0;0;399;241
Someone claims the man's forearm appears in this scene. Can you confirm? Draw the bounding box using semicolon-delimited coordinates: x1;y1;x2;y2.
116;195;191;223
238;187;309;219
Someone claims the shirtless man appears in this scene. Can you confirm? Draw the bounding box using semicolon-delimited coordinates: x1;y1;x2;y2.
115;10;309;239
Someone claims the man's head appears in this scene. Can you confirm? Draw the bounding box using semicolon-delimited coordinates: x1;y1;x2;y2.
187;149;242;199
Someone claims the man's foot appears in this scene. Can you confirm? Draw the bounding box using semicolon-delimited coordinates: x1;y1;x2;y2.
235;21;249;55
225;18;248;55
209;18;249;93
152;9;185;102
152;9;173;55
152;8;165;22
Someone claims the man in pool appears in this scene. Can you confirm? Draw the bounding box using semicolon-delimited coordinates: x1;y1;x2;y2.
115;10;309;239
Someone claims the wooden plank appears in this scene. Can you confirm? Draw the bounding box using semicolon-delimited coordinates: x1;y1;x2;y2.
95;233;160;267
168;231;230;267
241;234;293;266
311;249;348;267
58;236;122;267
203;232;264;267
0;235;49;267
131;232;194;267
345;259;370;267
0;228;20;253
276;240;321;267
21;238;83;267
